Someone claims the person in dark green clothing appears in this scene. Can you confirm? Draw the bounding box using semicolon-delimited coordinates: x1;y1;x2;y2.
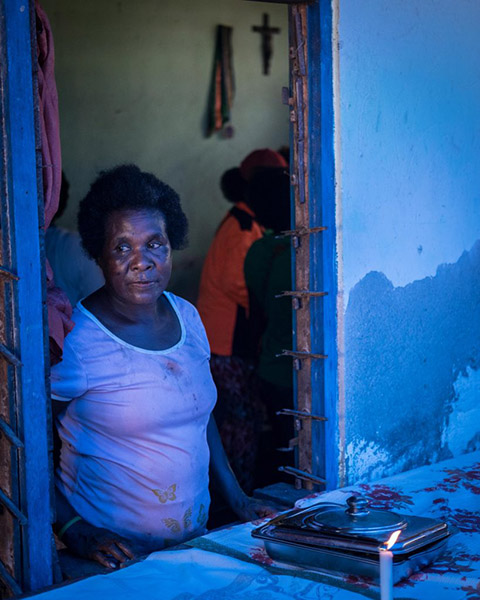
244;167;294;486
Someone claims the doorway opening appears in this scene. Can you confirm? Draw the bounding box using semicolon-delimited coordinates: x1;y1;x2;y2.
0;0;337;595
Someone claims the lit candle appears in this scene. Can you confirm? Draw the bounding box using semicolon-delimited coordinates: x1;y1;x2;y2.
379;529;401;600
379;547;393;600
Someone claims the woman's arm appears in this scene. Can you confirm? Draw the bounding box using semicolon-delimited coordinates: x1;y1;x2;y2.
52;400;136;568
54;487;136;569
207;415;276;521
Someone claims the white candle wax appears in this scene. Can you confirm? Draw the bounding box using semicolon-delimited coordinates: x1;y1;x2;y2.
379;548;393;600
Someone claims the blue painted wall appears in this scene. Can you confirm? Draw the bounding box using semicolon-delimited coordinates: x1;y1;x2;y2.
336;0;480;483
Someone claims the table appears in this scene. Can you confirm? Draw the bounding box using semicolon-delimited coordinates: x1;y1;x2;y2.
32;451;480;600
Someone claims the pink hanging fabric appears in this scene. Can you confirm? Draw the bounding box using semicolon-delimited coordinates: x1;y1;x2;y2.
35;0;74;365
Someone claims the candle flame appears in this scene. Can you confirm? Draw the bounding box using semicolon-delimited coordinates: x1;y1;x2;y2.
385;529;402;550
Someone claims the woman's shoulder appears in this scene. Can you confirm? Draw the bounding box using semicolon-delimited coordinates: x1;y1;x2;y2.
166;291;205;326
64;302;110;351
165;292;209;348
50;306;92;391
165;291;197;315
69;303;97;333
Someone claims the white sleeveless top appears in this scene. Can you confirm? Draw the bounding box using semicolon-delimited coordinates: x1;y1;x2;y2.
51;292;217;550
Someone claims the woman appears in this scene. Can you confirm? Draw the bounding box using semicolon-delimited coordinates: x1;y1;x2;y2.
51;165;272;569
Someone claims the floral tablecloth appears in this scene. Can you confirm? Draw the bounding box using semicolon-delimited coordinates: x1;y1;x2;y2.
33;451;480;600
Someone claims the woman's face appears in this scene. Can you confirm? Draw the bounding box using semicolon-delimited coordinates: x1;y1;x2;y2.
98;208;172;306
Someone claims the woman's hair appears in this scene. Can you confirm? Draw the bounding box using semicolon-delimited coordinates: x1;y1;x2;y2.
78;164;188;261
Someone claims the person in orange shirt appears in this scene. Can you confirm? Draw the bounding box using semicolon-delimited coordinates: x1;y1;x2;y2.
197;149;288;493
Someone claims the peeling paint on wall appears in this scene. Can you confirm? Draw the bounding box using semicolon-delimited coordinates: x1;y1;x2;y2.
345;439;391;482
344;240;480;484
443;366;480;457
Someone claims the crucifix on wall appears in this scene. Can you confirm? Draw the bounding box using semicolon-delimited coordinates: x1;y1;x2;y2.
252;13;280;75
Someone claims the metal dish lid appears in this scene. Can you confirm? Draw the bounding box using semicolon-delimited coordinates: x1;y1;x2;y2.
252;496;450;556
303;495;407;536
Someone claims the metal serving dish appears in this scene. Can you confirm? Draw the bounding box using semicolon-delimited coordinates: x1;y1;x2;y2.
252;495;450;584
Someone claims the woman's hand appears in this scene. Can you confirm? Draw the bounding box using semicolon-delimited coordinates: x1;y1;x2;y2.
207;416;280;523
230;491;278;522
61;519;136;569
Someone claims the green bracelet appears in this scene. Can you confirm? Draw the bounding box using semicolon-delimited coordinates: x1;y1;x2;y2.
57;515;82;540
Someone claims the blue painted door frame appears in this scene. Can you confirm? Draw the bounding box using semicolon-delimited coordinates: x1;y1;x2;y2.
305;0;339;490
284;0;338;491
2;0;54;592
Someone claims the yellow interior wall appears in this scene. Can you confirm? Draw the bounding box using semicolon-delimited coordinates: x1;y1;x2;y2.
42;0;289;300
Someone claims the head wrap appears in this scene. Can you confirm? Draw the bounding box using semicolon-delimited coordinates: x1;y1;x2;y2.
239;148;288;182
